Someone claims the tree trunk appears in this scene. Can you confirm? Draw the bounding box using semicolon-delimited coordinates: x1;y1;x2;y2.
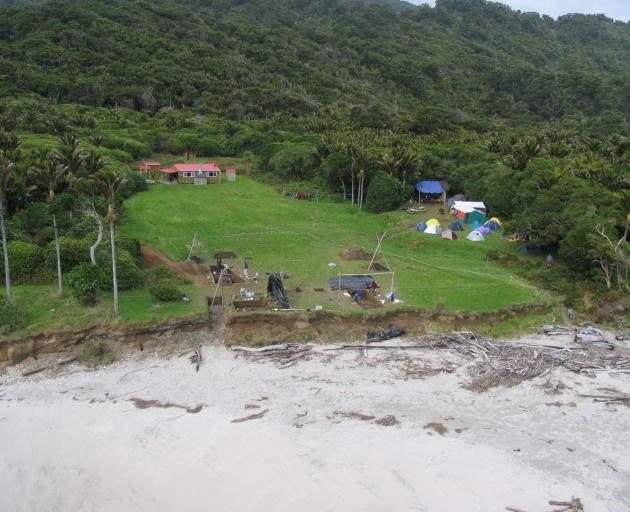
86;208;104;265
358;175;364;209
110;219;119;316
53;215;63;296
340;179;346;201
0;204;11;303
351;172;355;205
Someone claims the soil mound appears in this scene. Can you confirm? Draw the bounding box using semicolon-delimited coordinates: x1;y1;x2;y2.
340;247;374;261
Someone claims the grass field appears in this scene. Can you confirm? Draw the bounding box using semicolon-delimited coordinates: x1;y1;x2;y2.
120;176;544;313
7;281;207;337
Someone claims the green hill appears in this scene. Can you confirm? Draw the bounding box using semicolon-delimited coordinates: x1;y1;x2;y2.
2;0;630;127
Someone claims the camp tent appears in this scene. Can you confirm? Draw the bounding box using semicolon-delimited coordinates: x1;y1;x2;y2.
424;224;442;235
465;209;486;225
426;218;441;227
470;221;482;230
449;221;464;232
485;220;501;231
416;222;427;232
441;229;457;240
467;230;485;242
477;226;492;235
447;194;466;208
489;217;502;225
415;181;446;205
452;201;487;224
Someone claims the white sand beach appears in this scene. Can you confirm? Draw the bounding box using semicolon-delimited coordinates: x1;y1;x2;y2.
1;334;629;512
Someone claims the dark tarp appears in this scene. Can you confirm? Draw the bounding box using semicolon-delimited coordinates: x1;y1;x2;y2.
367;324;405;343
267;273;291;308
329;275;377;291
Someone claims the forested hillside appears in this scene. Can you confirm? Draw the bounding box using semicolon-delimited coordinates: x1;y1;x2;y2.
1;0;630;130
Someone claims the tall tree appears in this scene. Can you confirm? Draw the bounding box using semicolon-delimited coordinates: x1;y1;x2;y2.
90;170;128;316
54;133;86;178
0;153;15;303
29;158;69;296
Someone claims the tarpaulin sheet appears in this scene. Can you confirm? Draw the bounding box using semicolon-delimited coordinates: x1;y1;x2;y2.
329;275;376;291
267;273;291;308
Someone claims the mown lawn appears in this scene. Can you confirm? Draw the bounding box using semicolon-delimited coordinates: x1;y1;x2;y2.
120;176;543;313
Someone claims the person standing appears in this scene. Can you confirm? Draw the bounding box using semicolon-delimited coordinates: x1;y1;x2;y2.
546;254;554;269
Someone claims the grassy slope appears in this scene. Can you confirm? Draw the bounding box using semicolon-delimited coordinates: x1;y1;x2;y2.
8;281;207;337
120;176;542;312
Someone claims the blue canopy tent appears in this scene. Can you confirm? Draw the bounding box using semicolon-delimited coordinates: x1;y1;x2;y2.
415;181;446;206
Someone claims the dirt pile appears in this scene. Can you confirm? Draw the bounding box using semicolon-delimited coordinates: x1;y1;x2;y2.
340;247;374;261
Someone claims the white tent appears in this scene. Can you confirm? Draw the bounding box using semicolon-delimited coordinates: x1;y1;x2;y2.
424;224;443;235
466;230;485;242
452;201;487;213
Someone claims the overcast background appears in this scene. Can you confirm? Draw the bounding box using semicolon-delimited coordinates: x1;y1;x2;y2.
408;1;630;21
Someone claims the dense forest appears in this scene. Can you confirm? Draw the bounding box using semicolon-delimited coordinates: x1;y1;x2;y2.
0;0;628;330
2;0;630;130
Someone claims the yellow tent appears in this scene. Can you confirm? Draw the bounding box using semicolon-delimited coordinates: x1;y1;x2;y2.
489;217;502;225
426;218;441;227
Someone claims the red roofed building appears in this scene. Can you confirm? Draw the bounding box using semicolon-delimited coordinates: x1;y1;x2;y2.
139;161;162;175
159;162;221;185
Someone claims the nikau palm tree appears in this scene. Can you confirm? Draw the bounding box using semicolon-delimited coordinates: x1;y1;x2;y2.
0;153;15;303
29;159;69;296
90;170;128;316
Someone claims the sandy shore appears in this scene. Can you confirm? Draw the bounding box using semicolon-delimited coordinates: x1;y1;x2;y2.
1;333;629;512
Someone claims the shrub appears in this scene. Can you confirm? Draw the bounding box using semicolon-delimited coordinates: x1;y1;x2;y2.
8;202;51;237
364;171;404;213
125;170;148;193
67;263;100;306
147;266;191;285
44;237;92;273
96;248;144;291
82;338;113;366
148;278;181;302
147;266;178;283
116;236;142;262
0;296;27;334
1;241;48;283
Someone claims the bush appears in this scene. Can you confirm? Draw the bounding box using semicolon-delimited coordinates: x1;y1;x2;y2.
364;172;404;213
125;170;148;193
1;241;49;284
8;202;51;237
147;266;177;282
82;338;113;366
67;263;100;306
0;296;27;334
148;278;181;302
44;237;92;273
116;236;142;262
96;248;144;291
